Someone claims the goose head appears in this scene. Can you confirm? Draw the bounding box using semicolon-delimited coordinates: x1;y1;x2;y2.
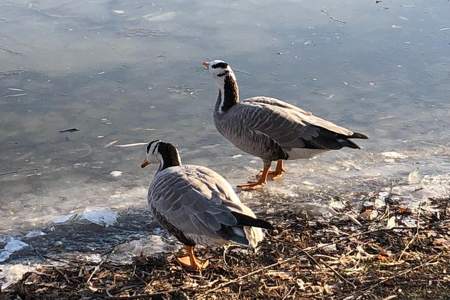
202;60;235;87
141;140;181;170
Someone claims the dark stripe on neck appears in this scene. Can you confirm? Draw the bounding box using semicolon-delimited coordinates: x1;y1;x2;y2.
221;74;239;112
158;142;181;170
217;70;229;77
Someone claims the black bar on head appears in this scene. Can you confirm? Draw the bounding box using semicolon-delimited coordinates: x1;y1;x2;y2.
211;62;228;69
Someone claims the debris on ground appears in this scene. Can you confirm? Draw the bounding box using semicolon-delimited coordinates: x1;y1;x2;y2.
1;195;449;299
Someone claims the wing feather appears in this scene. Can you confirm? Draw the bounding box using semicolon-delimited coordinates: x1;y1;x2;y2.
149;165;265;246
235;96;360;150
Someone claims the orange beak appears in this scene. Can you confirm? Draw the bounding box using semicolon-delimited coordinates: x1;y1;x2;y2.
202;61;209;70
141;159;150;168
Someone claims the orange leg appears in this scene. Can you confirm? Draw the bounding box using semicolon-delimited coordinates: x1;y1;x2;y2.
238;164;270;190
257;160;286;181
176;245;209;271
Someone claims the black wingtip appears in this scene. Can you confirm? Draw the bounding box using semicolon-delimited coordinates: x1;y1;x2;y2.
231;212;273;230
350;132;368;139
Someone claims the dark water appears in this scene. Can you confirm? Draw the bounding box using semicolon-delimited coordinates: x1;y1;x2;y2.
1;0;449;236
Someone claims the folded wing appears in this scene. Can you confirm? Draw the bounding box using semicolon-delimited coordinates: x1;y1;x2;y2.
149;166;270;247
237;96;367;151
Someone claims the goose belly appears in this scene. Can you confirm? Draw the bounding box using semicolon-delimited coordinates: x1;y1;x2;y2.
286;148;328;160
214;118;279;160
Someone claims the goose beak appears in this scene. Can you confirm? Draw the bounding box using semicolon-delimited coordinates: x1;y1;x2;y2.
202;61;209;70
141;159;150;168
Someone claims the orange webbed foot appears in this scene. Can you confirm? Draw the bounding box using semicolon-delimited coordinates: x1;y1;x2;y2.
176;246;209;271
237;181;266;190
176;255;209;271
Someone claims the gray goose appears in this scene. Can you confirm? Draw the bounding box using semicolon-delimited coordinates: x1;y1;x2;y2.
202;60;368;190
141;140;272;271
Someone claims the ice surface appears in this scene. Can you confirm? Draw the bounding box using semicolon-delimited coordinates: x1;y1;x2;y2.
408;169;423;185
53;213;77;224
142;12;177;22
0;0;450;273
52;207;118;227
0;263;38;290
110;171;123;177
25;230;47;238
109;235;180;264
381;152;408;159
0;237;29;263
80;207;118;226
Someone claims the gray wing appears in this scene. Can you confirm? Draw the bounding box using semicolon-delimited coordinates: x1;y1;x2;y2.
149;166;264;245
235;96;364;150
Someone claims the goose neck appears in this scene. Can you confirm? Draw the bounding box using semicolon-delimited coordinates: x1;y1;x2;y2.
215;73;239;113
157;145;182;171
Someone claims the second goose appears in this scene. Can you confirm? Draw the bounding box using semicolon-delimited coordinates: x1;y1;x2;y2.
203;60;368;190
141;140;272;271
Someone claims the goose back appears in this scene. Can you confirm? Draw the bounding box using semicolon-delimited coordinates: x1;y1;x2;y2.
148;165;265;247
214;96;364;160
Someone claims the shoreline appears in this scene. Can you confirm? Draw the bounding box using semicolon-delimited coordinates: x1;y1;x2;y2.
2;191;448;299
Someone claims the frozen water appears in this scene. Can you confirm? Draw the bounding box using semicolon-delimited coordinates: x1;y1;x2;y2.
0;237;29;263
381;152;408;159
0;263;38;290
0;0;449;282
109;235;180;264
52;207;118;227
110;170;123;177
25;230;47;238
53;214;77;224
4;238;29;254
79;207;118;227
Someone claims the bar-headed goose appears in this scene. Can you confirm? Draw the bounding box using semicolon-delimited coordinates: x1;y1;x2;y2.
202;60;368;190
141;140;272;271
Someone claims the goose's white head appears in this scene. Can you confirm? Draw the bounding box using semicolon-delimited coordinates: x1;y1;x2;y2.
141;140;181;170
202;60;235;87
